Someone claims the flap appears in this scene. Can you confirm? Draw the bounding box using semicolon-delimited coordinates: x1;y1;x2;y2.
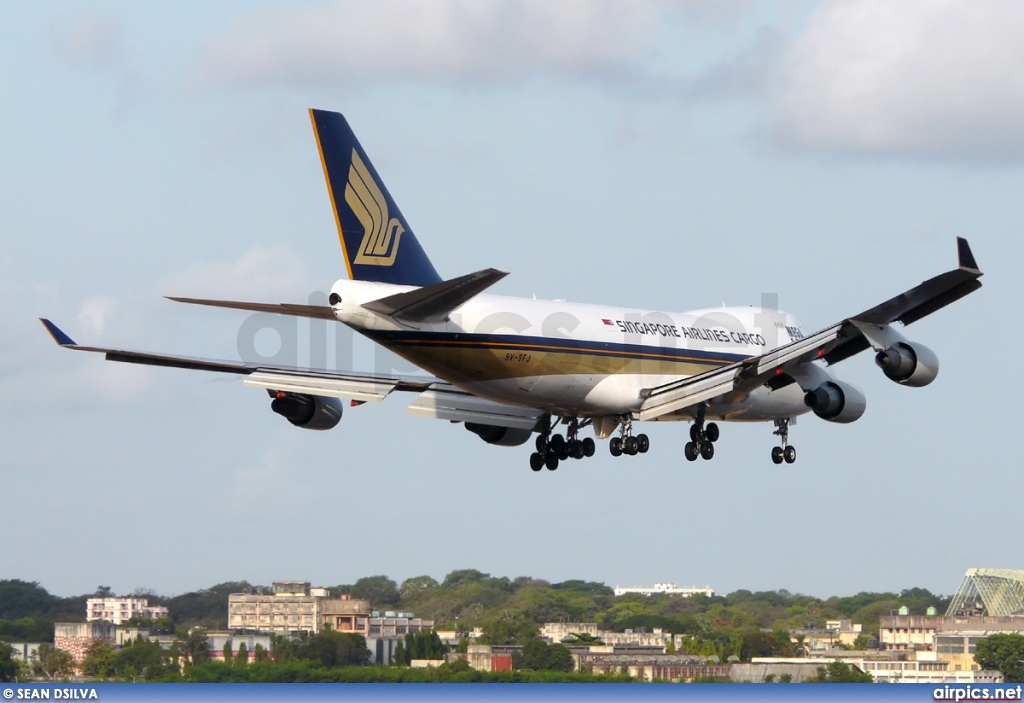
406;385;542;429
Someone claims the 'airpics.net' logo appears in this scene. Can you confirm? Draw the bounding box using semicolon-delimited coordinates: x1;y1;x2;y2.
344;149;404;267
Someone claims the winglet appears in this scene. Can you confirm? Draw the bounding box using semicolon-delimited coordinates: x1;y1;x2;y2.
957;237;981;273
39;319;77;346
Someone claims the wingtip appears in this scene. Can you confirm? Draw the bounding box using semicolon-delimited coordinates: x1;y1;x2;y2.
39;318;77;346
957;237;981;273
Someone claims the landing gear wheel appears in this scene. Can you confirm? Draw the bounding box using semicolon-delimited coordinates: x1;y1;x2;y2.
530;453;544;471
610;437;623;457
771;446;784;465
636;434;650;453
784;446;797;464
705;423;719;443
684;441;699;462
549;433;565;454
535;435;548;454
569;440;585;460
689;424;700;442
582;437;596;457
545;453;559;471
700;442;715;460
624;436;639;455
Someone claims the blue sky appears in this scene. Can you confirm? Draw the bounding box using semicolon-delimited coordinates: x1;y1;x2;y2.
2;0;1022;600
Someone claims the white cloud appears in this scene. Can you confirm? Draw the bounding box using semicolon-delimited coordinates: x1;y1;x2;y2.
59;15;123;69
160;245;313;301
195;0;748;89
768;0;1024;163
77;296;117;334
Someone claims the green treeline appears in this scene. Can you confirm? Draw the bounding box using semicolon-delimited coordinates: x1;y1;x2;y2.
0;575;950;653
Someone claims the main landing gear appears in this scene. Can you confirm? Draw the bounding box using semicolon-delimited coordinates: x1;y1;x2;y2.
771;418;797;464
684;408;719;462
529;417;595;471
608;418;650;458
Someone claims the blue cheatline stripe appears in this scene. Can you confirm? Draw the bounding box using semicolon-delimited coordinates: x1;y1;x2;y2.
367;331;747;366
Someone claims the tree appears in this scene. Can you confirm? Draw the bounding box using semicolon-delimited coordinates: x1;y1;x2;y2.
32;644;75;679
975;634;1024;682
253;644;268;663
393;638;407;666
351;576;400;608
0;642;18;683
442;569;490;588
810;660;873;683
519;637;575;672
175;626;209;666
399;576;439;599
479;613;536;645
222;640;233;665
82;641;118;678
235;642;248;667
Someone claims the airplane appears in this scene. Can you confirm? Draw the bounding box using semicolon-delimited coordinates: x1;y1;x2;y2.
40;108;984;471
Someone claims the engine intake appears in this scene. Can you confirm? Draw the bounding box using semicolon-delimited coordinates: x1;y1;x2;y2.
874;341;939;387
804;380;866;423
465;422;533;446
270;392;343;430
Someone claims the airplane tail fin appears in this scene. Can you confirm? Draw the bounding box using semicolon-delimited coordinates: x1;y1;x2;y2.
309;108;442;287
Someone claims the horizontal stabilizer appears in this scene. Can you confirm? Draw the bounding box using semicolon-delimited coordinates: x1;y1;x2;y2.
167;297;336;320
362;268;507;322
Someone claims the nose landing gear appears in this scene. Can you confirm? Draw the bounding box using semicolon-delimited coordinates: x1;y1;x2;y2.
771;418;797;464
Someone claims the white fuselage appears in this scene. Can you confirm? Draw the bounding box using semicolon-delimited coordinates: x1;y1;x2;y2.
331;278;815;422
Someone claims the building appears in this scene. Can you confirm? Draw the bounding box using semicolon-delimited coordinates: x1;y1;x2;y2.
577;651;729;681
6;643;44;665
540;622;679;649
948;569;1024;617
86;597;169;625
206;633;274;663
790;619;865;651
746;654;1004;684
54;622;116;662
367;612;435;665
880;613;1024;672
612;582;714;598
227;581;371;635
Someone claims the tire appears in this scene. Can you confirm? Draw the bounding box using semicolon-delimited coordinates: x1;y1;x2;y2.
610;437;623;457
771;446;784;465
549;434;565;453
684;441;698;461
637;434;650;453
624;436;639;455
700;442;715;460
530;453;544;471
545;453;559;471
582;437;596;457
689;424;700;442
784;446;797;464
705;423;719;443
570;441;585;460
535;435;548;454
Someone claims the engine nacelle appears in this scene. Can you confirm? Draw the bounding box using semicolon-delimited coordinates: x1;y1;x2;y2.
465;422;533;447
804;380;867;423
270;392;343;430
874;341;939;387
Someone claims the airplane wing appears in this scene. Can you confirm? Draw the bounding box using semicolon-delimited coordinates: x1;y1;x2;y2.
636;237;983;421
39;318;541;424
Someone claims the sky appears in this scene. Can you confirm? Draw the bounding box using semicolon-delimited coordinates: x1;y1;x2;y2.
3;0;1023;602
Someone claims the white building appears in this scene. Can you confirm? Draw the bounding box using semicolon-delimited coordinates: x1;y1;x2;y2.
613;582;714;598
86;597;169;625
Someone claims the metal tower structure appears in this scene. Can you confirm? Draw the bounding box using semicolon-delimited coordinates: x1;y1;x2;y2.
946;568;1024;617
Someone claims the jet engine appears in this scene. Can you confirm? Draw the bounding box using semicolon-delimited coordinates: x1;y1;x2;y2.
804;380;867;423
874;341;939;387
270;392;343;430
464;422;533;446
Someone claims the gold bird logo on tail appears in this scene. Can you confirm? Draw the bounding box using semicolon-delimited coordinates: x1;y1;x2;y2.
344;149;404;266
